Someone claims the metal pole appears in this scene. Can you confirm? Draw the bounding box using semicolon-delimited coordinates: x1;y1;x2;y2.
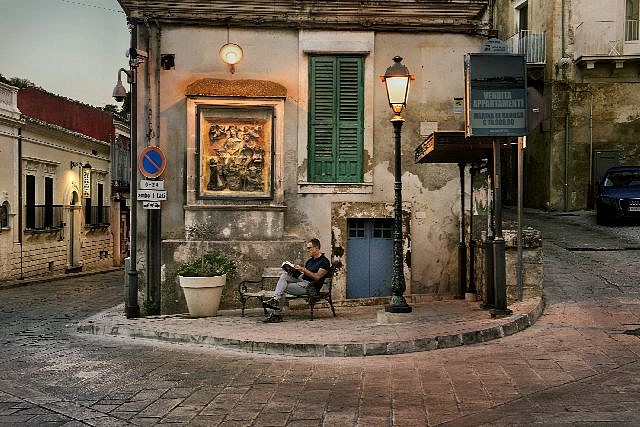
18;128;24;280
588;93;593;209
468;165;477;296
516;137;525;301
385;117;412;313
126;22;140;319
491;140;512;317
564;112;570;211
458;162;467;298
481;164;495;310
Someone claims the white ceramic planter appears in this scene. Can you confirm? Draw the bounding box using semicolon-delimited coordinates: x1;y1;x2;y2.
178;274;226;317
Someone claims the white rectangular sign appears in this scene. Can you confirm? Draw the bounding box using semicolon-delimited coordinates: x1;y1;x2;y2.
82;167;91;199
140;179;164;190
137;190;167;201
142;201;161;210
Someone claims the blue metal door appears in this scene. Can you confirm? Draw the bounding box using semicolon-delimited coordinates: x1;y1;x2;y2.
347;218;393;298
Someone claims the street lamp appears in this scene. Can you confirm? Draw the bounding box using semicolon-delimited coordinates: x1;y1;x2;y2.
112;40;146;319
381;56;414;313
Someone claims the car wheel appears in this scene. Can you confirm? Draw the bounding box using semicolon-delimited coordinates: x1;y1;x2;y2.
596;207;608;225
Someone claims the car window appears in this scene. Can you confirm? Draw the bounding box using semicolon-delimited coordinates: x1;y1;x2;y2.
605;170;640;187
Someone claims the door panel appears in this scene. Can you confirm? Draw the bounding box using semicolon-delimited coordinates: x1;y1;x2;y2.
347;218;393;298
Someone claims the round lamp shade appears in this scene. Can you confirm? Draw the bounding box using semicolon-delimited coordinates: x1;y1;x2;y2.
219;43;243;65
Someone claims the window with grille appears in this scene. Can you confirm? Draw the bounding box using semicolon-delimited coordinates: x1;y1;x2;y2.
25;174;35;229
0;202;8;228
44;176;53;228
308;55;364;183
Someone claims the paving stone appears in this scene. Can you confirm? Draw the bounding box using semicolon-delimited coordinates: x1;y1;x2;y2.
2;211;640;426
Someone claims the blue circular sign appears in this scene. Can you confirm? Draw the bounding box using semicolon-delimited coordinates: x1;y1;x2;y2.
139;147;166;178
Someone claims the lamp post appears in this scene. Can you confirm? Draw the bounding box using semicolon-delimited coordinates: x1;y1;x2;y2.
112;25;145;319
381;56;414;313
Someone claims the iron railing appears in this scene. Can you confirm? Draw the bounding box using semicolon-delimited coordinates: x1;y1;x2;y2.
85;206;111;226
505;30;546;64
25;205;64;230
626;19;639;41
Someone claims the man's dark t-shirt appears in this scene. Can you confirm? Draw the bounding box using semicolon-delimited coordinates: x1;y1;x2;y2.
303;254;331;283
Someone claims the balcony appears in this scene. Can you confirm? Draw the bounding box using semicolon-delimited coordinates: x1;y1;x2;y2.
85;206;111;227
25;205;64;231
575;20;640;60
505;30;546;64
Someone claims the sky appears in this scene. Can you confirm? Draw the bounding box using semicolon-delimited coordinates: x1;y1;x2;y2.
0;0;130;107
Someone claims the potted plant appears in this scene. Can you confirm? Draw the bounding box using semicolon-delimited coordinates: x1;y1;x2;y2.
177;250;237;317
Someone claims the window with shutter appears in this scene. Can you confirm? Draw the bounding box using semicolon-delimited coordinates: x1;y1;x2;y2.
308;55;364;182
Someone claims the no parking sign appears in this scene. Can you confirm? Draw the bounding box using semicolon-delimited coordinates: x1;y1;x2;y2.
138;146;166;178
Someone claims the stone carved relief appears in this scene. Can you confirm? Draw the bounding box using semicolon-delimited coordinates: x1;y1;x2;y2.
198;109;272;198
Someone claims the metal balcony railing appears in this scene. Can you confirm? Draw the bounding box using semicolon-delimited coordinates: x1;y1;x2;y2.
626;19;639;41
505;30;546;64
111;140;130;187
25;205;64;230
85;206;111;226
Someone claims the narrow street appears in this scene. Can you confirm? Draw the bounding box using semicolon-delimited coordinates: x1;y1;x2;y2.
1;210;639;426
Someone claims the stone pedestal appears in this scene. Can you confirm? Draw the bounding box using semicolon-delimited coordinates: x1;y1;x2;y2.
376;309;418;325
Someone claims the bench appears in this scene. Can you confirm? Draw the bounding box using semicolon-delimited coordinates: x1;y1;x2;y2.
238;266;336;320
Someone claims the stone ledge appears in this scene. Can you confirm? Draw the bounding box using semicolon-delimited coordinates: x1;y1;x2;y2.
76;296;545;358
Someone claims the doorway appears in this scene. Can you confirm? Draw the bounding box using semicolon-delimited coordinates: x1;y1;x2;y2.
67;191;81;271
347;218;393;299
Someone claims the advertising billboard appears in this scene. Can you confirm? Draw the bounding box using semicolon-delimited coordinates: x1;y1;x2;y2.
465;54;527;137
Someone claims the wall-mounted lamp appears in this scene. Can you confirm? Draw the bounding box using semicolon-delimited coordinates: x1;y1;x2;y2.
160;54;175;70
220;43;243;72
219;25;243;73
70;161;92;169
112;68;133;102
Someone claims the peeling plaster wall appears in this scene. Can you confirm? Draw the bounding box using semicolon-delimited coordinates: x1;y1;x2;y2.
138;23;486;313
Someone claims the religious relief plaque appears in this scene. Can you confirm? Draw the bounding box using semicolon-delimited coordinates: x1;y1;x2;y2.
197;106;273;199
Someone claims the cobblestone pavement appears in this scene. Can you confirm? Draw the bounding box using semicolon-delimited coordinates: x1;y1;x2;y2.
1;209;639;426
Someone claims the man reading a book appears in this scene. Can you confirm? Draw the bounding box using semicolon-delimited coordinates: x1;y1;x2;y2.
262;238;330;323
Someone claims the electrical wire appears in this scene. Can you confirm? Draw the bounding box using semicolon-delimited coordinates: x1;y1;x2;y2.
58;0;125;14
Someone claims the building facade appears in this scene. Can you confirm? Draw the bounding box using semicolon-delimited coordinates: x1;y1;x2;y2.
117;0;494;314
0;84;123;281
494;0;640;210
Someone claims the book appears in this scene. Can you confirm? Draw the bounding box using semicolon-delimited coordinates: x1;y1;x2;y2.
281;261;302;278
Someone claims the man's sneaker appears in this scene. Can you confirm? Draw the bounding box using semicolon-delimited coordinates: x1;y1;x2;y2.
261;313;283;323
262;297;280;310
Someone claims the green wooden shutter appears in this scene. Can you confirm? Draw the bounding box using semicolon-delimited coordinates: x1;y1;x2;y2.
309;56;363;182
336;57;363;182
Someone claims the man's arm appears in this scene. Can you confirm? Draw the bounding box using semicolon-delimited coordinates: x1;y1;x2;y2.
293;265;327;282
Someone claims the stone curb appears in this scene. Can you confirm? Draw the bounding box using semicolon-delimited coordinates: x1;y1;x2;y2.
76;296;545;357
0;267;123;290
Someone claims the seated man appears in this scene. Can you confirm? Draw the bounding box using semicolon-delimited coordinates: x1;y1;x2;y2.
262;238;330;323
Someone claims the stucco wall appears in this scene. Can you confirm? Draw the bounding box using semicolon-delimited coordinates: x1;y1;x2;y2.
136;24;487;314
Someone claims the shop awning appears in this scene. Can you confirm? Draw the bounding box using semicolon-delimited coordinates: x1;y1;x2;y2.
415;130;510;164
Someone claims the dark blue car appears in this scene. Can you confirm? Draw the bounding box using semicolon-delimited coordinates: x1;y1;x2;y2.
596;166;640;225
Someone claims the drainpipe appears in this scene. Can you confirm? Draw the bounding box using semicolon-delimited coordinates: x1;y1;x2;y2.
561;0;566;58
18;127;23;280
516;137;525;301
579;91;594;208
